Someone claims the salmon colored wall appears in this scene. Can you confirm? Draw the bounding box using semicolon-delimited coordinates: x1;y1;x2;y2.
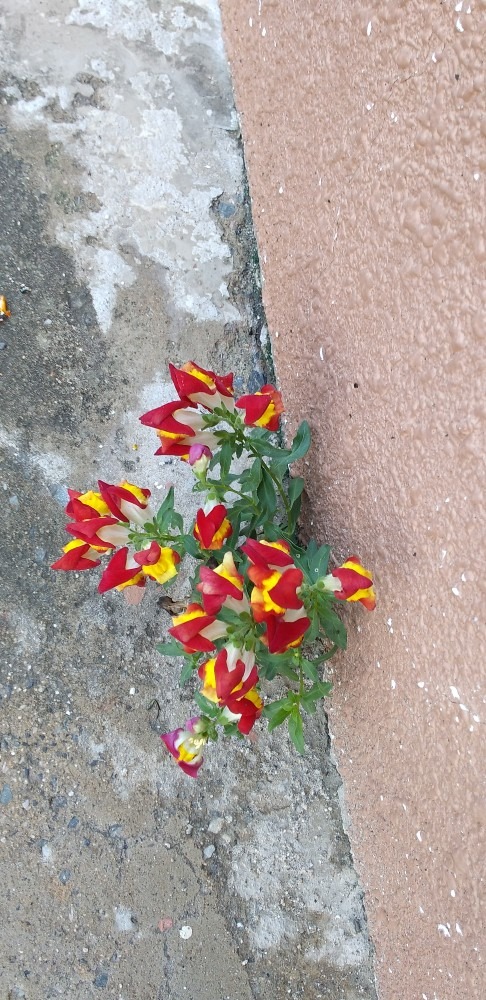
219;2;486;997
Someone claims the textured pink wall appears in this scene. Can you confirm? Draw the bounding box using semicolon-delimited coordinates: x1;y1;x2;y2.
220;2;486;997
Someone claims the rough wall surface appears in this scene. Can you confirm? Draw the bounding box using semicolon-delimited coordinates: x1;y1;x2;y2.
219;1;486;998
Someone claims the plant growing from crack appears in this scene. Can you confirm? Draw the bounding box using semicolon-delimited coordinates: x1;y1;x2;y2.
52;362;375;776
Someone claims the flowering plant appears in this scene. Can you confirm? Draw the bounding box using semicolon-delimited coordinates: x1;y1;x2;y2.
52;362;375;777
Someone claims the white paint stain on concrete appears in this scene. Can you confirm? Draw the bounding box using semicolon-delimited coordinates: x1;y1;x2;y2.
8;0;242;332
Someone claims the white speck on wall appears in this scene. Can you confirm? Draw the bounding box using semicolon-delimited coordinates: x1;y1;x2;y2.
459;704;468;712
391;679;396;690
262;26;266;37
416;830;422;842
456;17;464;30
249;17;253;27
179;925;193;939
319;346;324;361
431;51;437;62
451;586;461;597
454;1;463;10
41;843;53;863
278;185;284;194
450;686;460;700
367;21;372;36
366;102;374;111
461;572;467;582
376;660;381;668
456;922;463;935
450;889;456;897
419;906;425;914
417;681;425;689
114;906;133;931
386;618;394;634
438;923;451;937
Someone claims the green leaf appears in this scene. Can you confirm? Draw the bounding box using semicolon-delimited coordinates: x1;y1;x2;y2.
264;697;294;732
247;434;288;460
301;684;331;714
155;486;176;531
301;657;320;682
288;475;304;507
287;475;305;534
304;610;321;644
239;458;262;494
287;421;311;464
300;697;317;714
267;706;293;731
317;604;347;650
181;533;201;558
257;468;277;519
256;647;299;681
218;440;233;477
179;660;196;686
194;691;220;718
288;706;305;754
307;680;333;700
169;510;184;533
308;544;331;582
156;639;185;658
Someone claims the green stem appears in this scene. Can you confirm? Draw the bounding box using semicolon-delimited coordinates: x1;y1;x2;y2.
298;656;304;699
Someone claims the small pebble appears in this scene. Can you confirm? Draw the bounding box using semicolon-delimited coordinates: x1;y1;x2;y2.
0;341;7;350
59;869;71;884
9;495;19;509
68;816;79;830
208;817;224;834
0;785;13;805
94;972;108;989
203;844;215;859
179;925;193;940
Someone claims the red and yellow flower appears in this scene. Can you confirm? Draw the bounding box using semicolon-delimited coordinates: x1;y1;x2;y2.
169;362;234;411
161;717;208;777
169;602;228;653
196;551;247;616
323;557;376;611
52;480;179;594
198;646;263;734
264;606;311;654
193;503;232;550
98;542;180;593
139;399;218;460
51;538;108;572
242;538;304;621
235;384;284;431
